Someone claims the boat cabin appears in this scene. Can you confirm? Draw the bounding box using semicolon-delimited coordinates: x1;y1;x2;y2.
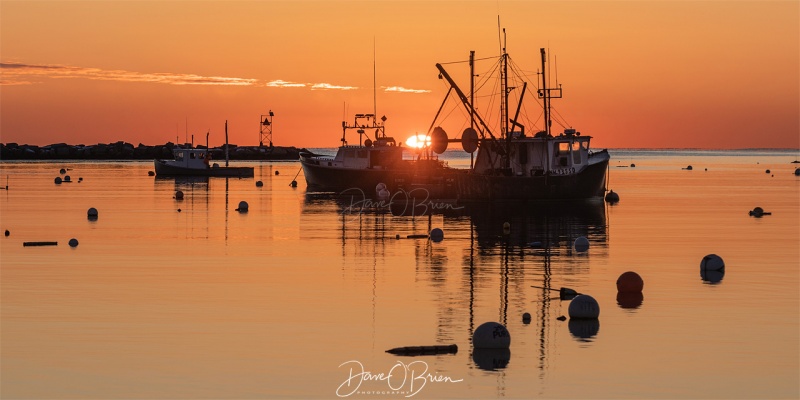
170;148;212;169
473;129;592;177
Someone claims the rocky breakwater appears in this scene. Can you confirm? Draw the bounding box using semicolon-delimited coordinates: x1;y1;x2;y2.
1;141;301;161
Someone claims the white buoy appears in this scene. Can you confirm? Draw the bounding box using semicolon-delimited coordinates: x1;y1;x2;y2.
700;254;724;271
376;182;387;193
87;207;98;219
502;222;510;235
430;228;444;243
255;180;264;187
568;294;600;319
574;236;590;252
378;188;390;200
175;190;184;200
472;322;510;349
68;238;79;247
54;177;62;184
237;200;249;212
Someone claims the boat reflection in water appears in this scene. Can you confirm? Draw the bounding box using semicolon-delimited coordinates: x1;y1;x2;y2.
302;192;608;370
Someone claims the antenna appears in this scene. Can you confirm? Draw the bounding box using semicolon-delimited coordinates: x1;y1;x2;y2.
373;38;377;118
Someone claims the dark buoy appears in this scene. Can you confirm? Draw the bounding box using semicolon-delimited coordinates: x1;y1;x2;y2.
684;165;693;170
748;207;771;217
175;190;184;200
574;236;589;252
68;238;79;247
63;175;71;182
255;180;264;187
430;228;444;243
522;312;532;324
472;322;510;349
78;177;83;182
59;168;66;174
556;315;567;321
236;200;249;212
87;207;98;220
765;169;770;174
616;271;644;293
274;171;280;176
290;180;298;188
177;208;181;212
605;190;620;203
502;222;511;235
700;254;725;271
630;163;636;168
148;171;155;176
794;168;800;176
54;177;62;184
4;230;9;237
568;295;600;319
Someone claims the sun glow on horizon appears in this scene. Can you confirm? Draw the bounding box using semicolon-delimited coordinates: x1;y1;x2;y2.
405;134;431;149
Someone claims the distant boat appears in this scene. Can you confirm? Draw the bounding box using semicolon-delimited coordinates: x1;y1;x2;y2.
299;114;454;198
154;147;254;177
429;42;610;200
154;122;254;177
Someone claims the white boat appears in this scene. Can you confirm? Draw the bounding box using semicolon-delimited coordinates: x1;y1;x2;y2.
154;122;254;177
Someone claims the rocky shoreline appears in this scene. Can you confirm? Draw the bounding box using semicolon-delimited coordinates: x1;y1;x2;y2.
0;141;301;161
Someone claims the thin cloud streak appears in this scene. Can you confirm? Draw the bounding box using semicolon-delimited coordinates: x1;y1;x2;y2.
0;62;256;86
1;62;428;93
384;86;431;94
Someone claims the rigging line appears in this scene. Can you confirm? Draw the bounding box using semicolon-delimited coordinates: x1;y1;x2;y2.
438;55;497;65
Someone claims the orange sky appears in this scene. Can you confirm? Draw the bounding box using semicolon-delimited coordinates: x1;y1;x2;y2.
1;1;798;149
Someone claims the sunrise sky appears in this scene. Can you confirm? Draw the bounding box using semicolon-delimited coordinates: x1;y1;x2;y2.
1;1;798;149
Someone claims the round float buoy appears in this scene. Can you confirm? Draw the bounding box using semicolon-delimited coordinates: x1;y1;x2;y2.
765;169;770;174
177;208;181;212
795;168;800;176
616;271;644;293
630;163;636;168
430;228;444;243
502;222;511;235
605;190;620;203
700;254;724;271
63;175;71;182
685;165;693;170
78;177;83;182
175;190;184;200
237;201;249;212
59;168;66;174
376;183;387;193
4;230;9;237
87;207;98;219
522;312;531;324
255;180;263;187
54;177;62;184
568;294;600;319
574;236;590;252
395;234;400;240
749;207;764;217
378;188;390;200
290;180;298;188
68;238;79;247
274;171;280;176
472;322;510;349
148;171;155;176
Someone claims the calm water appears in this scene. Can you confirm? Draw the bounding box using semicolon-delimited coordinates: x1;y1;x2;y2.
1;150;798;399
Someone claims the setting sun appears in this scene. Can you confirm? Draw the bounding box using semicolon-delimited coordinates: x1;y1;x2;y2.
405;134;431;149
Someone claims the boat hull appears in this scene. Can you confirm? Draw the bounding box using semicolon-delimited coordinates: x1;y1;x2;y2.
300;156;456;198
455;150;610;201
154;160;254;177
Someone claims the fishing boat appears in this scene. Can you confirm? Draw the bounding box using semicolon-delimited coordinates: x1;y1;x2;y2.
299;113;455;198
154;122;254;177
429;43;610;201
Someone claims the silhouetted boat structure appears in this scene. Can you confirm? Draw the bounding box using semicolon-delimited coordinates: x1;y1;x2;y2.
154;122;254;178
428;40;610;201
299;114;454;198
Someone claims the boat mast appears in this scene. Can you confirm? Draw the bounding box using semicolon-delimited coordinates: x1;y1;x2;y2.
541;48;549;137
225;120;229;167
469;50;475;169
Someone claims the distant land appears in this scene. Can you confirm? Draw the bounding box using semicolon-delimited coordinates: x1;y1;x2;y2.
0;142;301;161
